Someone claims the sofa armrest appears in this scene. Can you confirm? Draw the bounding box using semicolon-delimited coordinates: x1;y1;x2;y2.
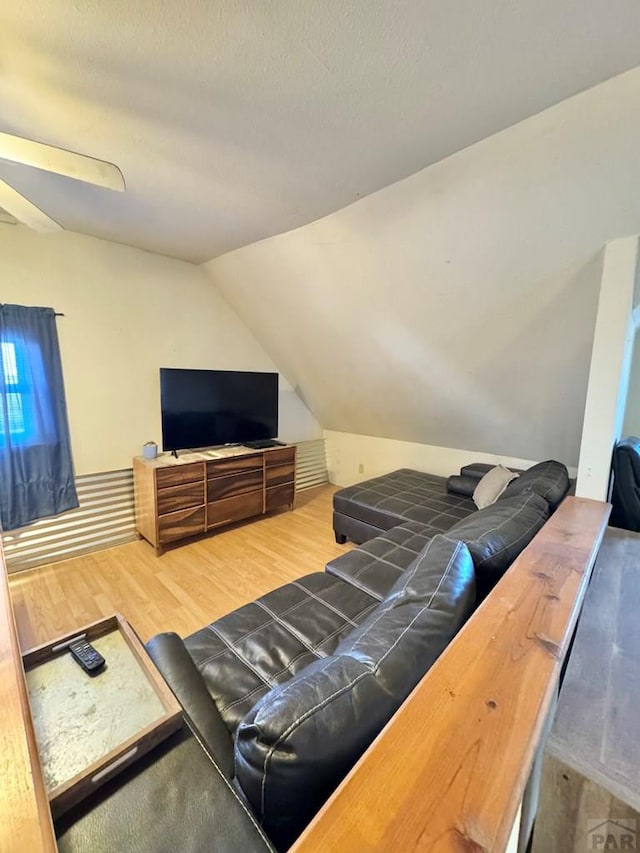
445;474;478;498
147;631;234;779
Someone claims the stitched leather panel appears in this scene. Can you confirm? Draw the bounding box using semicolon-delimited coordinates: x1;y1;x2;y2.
184;572;378;734
235;535;475;851
500;459;569;510
333;468;476;532
325;520;439;600
331;511;388;545
445;492;550;578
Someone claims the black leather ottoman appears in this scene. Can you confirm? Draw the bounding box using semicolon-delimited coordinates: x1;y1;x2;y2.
333;468;476;544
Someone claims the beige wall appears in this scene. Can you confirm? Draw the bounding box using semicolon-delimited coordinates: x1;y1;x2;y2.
576;238;638;500
203;69;640;468
323;429;547;488
1;227;320;474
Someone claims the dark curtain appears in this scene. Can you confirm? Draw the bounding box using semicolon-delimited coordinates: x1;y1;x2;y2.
0;304;78;530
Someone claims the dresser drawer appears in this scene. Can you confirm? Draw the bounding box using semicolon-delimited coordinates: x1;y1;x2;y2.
134;446;295;553
207;455;263;477
158;505;206;544
156;463;203;488
157;481;204;515
266;483;295;512
207;470;263;502
265;447;295;467
207;492;264;528
265;463;294;488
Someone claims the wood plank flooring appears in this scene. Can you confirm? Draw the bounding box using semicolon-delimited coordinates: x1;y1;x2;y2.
9;485;352;651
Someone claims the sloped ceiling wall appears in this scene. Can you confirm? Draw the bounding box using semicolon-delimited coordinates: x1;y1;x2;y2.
4;1;640;261
0;227;321;473
203;69;640;467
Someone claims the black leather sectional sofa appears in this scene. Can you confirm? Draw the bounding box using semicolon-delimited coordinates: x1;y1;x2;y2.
56;459;571;853
149;459;569;849
329;460;571;602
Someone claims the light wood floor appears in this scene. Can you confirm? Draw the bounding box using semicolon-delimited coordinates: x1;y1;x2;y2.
9;485;352;651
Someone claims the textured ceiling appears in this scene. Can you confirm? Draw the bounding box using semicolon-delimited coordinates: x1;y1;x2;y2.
205;68;640;465
2;1;640;262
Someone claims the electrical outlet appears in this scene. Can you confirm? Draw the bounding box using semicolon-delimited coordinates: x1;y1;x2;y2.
358;463;364;474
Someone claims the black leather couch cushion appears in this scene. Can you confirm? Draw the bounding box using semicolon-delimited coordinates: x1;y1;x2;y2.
184;572;378;733
326;520;440;600
445;492;550;578
500;460;569;510
234;535;475;851
333;468;476;533
446;474;480;498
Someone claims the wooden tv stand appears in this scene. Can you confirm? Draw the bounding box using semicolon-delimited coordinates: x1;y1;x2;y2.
133;445;296;554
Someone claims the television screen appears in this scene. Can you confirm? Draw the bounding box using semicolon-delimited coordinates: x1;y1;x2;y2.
160;368;278;451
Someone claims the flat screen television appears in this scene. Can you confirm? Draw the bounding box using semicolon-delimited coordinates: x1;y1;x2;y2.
160;368;278;451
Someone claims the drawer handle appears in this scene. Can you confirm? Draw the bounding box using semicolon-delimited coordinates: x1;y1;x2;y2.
92;747;139;783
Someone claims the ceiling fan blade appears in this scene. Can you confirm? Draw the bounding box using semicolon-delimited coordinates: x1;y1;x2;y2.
0;132;125;192
0;179;62;232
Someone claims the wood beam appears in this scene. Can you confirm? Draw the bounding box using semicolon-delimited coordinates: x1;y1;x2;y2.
0;535;57;852
290;496;610;853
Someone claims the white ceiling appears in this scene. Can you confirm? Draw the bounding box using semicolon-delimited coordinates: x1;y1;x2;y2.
2;0;640;263
205;67;640;465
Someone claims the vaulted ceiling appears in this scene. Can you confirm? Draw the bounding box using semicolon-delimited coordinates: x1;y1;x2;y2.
204;67;640;466
2;1;640;263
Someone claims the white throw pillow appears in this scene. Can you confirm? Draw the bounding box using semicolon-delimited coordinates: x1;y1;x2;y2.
472;465;519;509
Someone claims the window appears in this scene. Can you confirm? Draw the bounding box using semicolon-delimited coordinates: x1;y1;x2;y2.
0;338;54;448
0;304;78;530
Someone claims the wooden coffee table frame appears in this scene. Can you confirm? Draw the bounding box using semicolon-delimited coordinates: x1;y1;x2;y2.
22;614;182;818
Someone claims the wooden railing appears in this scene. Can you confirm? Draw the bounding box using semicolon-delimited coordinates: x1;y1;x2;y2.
290;496;610;852
0;535;56;852
0;496;610;853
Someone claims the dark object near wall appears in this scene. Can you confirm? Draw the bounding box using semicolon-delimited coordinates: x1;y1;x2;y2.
159;368;278;451
610;436;640;531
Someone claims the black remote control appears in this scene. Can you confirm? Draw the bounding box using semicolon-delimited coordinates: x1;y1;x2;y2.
69;639;105;675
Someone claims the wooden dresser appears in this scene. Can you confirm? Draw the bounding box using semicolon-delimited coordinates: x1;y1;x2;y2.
133;445;296;553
